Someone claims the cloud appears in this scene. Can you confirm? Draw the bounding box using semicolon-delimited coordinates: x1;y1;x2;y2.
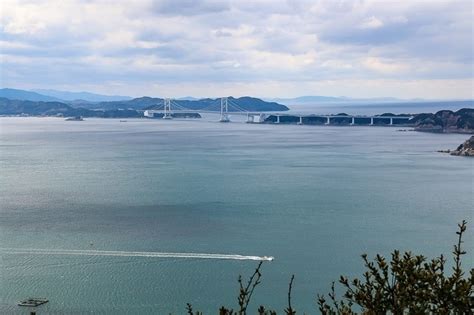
363;57;408;74
360;16;384;29
0;0;472;99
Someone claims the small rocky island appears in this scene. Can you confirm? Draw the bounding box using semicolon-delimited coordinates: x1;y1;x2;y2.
448;136;474;156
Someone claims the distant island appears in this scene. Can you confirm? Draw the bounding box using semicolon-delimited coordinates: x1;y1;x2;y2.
267;95;411;105
265;95;474;105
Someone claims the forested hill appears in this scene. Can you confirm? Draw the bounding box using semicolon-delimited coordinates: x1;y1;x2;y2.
411;108;474;133
0;98;141;118
75;96;289;112
0;96;289;117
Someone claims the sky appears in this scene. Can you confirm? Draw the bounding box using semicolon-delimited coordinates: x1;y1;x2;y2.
0;0;473;99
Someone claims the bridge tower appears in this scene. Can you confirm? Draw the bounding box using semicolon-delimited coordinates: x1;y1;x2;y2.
163;98;172;119
219;97;230;122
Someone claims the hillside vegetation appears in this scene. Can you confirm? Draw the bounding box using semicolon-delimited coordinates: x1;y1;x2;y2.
411;108;474;133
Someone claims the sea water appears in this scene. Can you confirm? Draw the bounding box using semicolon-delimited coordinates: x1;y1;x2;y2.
0;108;472;314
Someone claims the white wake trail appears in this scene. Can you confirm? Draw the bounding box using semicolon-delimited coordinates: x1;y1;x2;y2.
0;248;274;261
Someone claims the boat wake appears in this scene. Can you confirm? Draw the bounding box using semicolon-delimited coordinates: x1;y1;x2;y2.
0;248;274;261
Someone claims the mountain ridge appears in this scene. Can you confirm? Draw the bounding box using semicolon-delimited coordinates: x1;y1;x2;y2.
33;89;132;102
0;88;63;102
0;88;288;112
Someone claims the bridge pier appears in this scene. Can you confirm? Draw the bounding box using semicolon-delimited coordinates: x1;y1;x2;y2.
144;110;153;118
246;114;255;123
297;116;303;125
370;117;374;125
275;115;280;124
390;117;393;125
351;117;355;125
325;116;330;125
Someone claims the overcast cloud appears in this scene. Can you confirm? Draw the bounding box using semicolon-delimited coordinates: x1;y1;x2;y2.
0;0;472;98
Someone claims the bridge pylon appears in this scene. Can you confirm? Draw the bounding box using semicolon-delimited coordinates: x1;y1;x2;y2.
219;97;230;122
163;98;172;119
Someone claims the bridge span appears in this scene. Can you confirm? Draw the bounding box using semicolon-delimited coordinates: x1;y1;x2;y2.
142;97;413;126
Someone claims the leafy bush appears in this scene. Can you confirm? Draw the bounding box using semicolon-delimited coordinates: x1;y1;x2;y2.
186;221;473;314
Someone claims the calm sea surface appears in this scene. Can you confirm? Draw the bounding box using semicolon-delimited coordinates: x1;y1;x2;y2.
1;104;473;314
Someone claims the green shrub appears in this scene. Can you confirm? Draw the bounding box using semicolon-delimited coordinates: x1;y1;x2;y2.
187;221;473;314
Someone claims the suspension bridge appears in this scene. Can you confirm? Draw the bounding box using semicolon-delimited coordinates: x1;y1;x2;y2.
143;97;266;123
142;97;414;125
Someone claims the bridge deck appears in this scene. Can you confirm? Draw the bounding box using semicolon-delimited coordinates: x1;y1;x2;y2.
144;109;412;119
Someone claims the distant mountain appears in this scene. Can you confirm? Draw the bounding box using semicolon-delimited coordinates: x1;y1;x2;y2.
75;96;289;112
268;96;348;104
0;88;132;103
33;89;132;102
177;96;200;101
0;88;62;102
268;95;408;105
